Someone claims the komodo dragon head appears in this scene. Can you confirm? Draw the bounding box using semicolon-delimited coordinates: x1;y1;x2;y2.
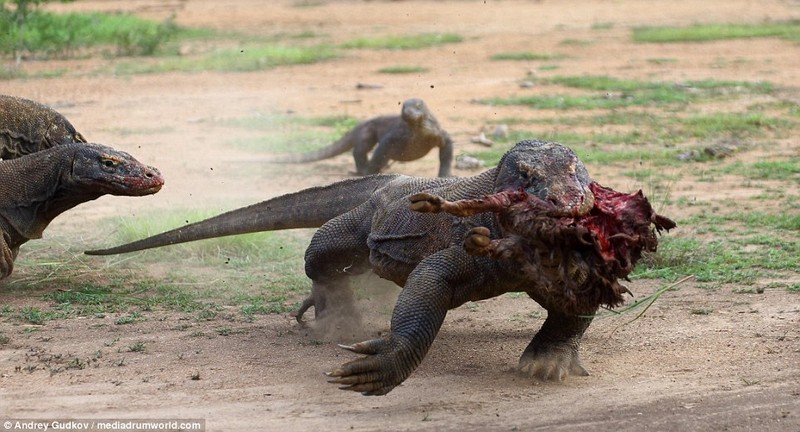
400;98;440;129
494;139;594;217
66;143;164;197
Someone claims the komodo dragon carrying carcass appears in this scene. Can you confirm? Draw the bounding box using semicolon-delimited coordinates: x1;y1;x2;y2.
0;94;87;159
266;98;455;177
85;139;674;396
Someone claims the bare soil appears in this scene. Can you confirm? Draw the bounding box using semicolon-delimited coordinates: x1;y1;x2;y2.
1;1;799;431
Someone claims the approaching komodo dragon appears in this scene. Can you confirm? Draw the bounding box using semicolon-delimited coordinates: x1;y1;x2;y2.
0;94;87;159
267;98;454;177
0;142;164;280
85;139;674;396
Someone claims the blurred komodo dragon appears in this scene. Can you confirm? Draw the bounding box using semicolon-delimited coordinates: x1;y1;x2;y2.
0;94;87;159
267;98;454;177
85;139;674;396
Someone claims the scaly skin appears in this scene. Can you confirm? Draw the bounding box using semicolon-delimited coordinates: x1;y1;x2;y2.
0;143;163;280
85;139;673;396
0;95;87;159
267;98;454;177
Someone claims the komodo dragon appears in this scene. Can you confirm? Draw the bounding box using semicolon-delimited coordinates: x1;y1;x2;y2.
267;98;454;177
0;142;164;280
85;139;674;396
0;94;87;159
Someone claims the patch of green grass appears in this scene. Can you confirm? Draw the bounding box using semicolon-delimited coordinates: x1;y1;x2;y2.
690;308;713;315
490;52;566;61
538;64;560;71
19;306;46;324
292;0;327;7
482;76;774;110
621;169;658;182
746;159;800;181
559;39;593;46
115;44;338;74
231;129;340;153
377;65;429;74
115;312;142;325
686;211;800;232
341;33;462;50
225;113;358;154
215;327;246;336
550;75;773;94
678;112;791;140
633;21;800;43
481;94;645;110
726;212;799;231
0;10;178;58
236;294;293;316
635;237;758;284
222;113;357;131
591;22;615;30
465;133;676;167
647;58;678;65
637;220;799;285
788;284;800;293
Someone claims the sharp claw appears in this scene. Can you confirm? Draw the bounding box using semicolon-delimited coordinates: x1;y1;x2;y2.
338;343;357;352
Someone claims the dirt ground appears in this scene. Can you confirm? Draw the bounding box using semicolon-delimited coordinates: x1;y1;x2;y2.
1;0;799;431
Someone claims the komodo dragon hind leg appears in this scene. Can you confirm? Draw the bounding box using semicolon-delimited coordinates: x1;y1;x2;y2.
291;295;315;325
291;280;361;326
292;276;363;339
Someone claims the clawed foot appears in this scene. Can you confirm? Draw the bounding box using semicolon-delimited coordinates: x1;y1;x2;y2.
463;226;492;255
409;192;445;213
0;241;15;281
326;337;409;396
517;349;589;382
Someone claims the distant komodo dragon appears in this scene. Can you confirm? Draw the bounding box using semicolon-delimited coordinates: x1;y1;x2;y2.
86;139;674;396
267;98;454;177
0;142;164;280
0;94;87;159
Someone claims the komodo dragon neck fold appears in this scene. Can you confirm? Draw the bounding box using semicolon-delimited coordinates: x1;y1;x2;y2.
0;148;96;241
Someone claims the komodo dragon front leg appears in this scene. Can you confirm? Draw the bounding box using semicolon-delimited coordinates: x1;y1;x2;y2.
516;302;594;380
326;246;480;395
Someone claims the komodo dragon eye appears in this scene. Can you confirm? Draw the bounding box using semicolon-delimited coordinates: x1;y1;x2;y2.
517;162;542;184
100;157;121;170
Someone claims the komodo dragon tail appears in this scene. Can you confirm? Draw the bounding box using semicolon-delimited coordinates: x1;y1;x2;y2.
265;135;355;163
85;175;395;255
